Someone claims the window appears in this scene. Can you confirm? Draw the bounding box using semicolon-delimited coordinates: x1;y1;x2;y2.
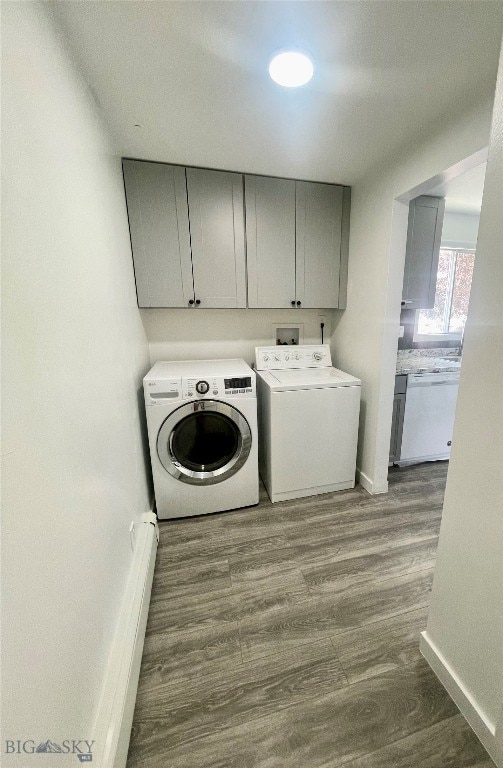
415;248;475;340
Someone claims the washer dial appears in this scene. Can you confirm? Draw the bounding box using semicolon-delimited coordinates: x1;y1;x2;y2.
195;380;210;395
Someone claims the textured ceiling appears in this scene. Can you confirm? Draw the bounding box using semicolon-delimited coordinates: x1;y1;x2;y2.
52;1;503;184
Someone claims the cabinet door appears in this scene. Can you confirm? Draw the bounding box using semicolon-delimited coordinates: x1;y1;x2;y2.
402;195;445;310
186;168;246;308
122;159;193;308
245;175;296;308
389;392;406;462
296;181;345;308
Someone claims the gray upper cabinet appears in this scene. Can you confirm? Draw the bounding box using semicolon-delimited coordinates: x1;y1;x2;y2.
123;161;246;309
245;175;350;309
245;175;296;308
185;168;246;308
122;159;193;307
296;181;348;309
402;195;445;310
124;160;351;310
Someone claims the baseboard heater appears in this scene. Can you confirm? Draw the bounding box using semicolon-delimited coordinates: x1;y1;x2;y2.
93;512;158;768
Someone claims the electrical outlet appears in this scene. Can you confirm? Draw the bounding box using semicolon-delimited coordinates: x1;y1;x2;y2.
129;521;136;551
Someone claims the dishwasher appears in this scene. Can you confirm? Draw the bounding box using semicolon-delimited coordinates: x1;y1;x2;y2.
399;371;460;465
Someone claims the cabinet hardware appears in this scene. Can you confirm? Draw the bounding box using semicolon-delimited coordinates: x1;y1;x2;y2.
188;299;194;305
291;300;296;306
195;299;201;306
296;300;301;307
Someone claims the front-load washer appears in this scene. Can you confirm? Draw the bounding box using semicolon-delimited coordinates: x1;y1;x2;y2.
144;359;259;519
255;344;361;503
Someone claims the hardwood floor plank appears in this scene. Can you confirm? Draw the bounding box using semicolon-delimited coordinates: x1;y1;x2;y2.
303;538;437;595
127;660;458;768
239;568;433;662
150;558;231;601
148;569;309;635
330;607;428;683
139;622;242;689
147;584;238;634
229;513;440;583
338;713;494;768
134;639;347;730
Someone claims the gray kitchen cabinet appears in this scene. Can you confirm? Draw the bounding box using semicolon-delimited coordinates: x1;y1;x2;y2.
123;161;246;308
124;160;351;310
245;175;350;309
402;195;445;310
185;168;247;308
122;159;193;307
245;175;296;308
389;375;407;463
296;181;349;308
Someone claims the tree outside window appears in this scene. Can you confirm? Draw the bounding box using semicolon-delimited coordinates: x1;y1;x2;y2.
416;248;475;338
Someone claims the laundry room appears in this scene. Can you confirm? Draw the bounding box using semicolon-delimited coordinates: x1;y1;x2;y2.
3;3;503;768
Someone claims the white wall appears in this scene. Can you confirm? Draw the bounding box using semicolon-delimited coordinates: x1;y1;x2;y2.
423;43;503;764
143;308;333;366
331;99;494;493
442;211;481;250
1;3;151;760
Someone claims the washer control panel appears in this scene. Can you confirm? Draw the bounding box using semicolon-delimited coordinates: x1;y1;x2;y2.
255;344;332;371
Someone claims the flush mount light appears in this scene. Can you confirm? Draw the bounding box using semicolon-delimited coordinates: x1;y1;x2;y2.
268;50;314;88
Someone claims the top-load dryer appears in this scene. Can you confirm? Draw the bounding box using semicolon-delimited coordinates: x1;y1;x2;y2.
255;345;361;503
144;359;259;519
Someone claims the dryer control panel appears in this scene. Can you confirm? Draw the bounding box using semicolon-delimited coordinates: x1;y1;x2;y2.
182;375;254;400
255;344;333;371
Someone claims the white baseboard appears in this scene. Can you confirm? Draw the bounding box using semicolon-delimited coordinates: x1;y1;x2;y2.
93;512;158;768
420;632;502;767
356;467;389;495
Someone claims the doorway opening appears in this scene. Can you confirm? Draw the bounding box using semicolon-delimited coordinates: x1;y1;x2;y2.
386;149;487;479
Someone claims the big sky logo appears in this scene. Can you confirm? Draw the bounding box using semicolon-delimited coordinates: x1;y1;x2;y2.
5;739;95;762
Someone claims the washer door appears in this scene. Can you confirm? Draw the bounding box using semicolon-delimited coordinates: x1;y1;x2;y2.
157;400;252;485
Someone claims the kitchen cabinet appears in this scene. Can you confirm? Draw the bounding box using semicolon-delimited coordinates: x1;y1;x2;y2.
402;195;445;310
296;181;349;308
124;159;350;310
122;159;193;308
245;175;350;309
389;375;407;463
245;175;296;308
185;168;246;308
123;161;246;308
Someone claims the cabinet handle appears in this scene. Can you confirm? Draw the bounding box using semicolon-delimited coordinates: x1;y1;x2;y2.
296;300;301;307
188;299;194;306
401;300;413;306
291;300;296;306
195;299;201;306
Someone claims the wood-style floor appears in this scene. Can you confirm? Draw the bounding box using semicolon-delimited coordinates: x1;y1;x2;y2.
127;462;494;768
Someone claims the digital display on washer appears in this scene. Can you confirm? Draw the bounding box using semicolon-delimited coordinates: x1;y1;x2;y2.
224;377;252;390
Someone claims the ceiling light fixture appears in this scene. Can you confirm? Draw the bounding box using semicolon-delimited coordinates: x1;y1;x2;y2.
268;50;314;88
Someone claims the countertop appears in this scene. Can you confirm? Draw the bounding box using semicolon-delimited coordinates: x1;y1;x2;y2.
396;349;462;376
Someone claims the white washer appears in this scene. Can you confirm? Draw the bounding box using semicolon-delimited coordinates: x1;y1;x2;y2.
144;359;259;519
255;345;361;503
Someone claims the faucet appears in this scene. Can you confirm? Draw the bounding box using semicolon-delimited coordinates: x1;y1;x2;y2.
457;327;465;358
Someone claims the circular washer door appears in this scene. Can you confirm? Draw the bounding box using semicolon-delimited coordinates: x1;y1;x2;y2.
157;400;252;485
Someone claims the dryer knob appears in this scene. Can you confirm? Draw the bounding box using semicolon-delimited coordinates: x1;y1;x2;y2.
313;352;323;361
196;380;210;395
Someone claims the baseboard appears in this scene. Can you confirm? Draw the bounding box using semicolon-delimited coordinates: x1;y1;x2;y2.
93;512;158;768
356;467;389;495
420;632;502;767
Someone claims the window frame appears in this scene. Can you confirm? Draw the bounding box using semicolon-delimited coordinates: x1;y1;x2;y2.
413;247;475;343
